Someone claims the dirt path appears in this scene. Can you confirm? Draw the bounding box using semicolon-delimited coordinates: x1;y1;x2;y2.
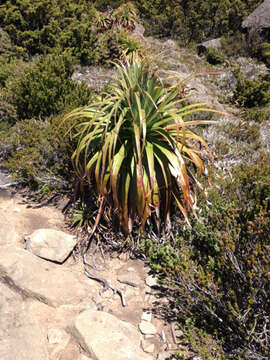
0;170;180;360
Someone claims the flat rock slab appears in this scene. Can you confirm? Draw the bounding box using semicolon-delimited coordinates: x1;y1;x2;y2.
139;320;157;335
0;210;18;246
68;310;152;360
0;282;49;360
25;228;77;263
0;246;95;307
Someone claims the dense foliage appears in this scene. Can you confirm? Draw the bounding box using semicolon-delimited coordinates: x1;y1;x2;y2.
142;156;270;359
95;0;261;43
9;52;92;120
1;117;73;192
0;0;97;61
233;69;270;108
0;1;141;65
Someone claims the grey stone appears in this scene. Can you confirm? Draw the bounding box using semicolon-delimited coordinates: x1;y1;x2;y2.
68;310;152;360
139;321;157;335
133;22;145;37
0;282;49;360
47;328;70;345
145;275;158;287
141;311;152;322
0;246;95;307
242;0;270;30
197;38;222;54
72;66;117;92
25;228;77;263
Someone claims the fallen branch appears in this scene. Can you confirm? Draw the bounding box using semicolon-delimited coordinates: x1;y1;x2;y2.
84;268;126;307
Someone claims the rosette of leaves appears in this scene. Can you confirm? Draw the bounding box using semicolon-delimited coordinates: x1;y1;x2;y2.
64;56;217;234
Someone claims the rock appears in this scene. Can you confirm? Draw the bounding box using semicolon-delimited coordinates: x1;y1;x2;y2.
57;341;81;360
145;275;158;287
0;246;95;307
139;321;157;335
127;267;135;271
47;328;69;345
80;356;93;360
197;38;222;55
141;339;155;353
133;22;145;37
175;328;184;338
141;311;152;322
242;0;270;31
162;39;178;50
72;66;117;92
117;271;142;287
25;228;77;263
0;282;49;360
67;310;152;360
0;210;18;246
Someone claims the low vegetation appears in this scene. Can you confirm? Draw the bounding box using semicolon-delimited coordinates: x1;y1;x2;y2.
142;156;270;359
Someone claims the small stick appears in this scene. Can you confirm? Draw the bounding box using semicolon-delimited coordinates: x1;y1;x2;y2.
84;269;126;307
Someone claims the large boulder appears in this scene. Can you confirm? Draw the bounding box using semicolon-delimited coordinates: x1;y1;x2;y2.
67;310;152;360
0;246;97;307
197;38;222;55
0;210;18;246
25;228;77;263
242;0;270;31
0;282;49;360
242;0;270;40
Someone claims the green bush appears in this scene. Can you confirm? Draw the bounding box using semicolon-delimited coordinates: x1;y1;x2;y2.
96;30;123;65
0;1;139;66
244;108;270;123
1;116;74;192
0;0;97;60
122;0;261;43
142;156;270;358
0;88;17;130
118;31;143;55
233;69;270;108
204;47;226;65
261;42;270;67
9;52;92;120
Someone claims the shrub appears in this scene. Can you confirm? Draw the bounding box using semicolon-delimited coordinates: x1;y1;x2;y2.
96;30;123;65
9;52;92;120
244;108;270;123
261;42;270;67
63;56;219;234
0;0;97;59
118;31;143;56
205;47;226;65
0;88;17;130
1;116;74;192
142;156;270;359
233;69;270;108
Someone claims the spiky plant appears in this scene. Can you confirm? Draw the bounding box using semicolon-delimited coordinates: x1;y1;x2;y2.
64;56;218;234
111;2;139;31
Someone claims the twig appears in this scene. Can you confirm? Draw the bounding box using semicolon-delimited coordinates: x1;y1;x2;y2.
84;268;126;307
0;182;18;190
